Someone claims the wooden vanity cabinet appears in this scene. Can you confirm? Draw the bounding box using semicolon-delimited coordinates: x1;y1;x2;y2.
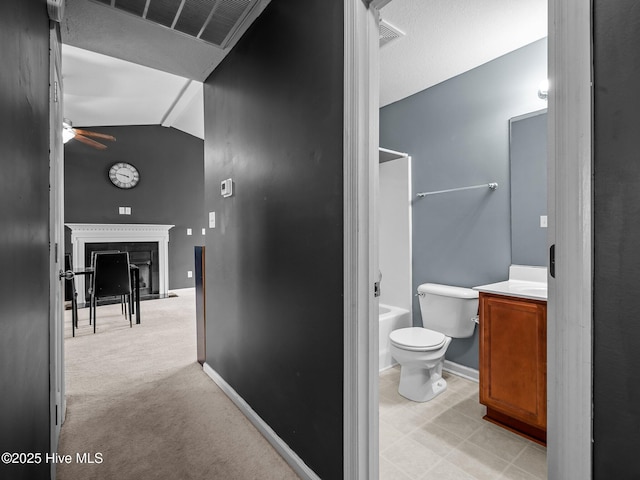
479;293;547;445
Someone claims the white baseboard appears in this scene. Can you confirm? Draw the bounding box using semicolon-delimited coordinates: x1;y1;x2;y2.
168;287;195;295
443;360;479;383
202;363;320;480
379;361;398;373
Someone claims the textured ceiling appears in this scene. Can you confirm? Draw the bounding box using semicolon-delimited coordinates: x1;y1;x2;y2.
379;0;547;106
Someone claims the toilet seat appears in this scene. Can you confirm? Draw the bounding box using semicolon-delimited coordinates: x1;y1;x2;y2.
389;327;446;352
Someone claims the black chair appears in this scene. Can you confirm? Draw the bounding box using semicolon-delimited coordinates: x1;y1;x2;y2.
64;253;79;337
90;252;133;333
88;250;120;325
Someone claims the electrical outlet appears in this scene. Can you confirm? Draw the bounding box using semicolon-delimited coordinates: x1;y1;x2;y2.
209;212;216;228
187;228;192;236
119;207;125;214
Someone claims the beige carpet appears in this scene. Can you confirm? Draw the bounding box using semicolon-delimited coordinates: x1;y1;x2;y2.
57;290;300;480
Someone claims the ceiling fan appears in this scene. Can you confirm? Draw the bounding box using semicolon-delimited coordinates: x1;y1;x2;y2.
62;119;116;150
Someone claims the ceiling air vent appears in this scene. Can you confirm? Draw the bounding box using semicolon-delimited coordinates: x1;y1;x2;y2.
379;19;404;48
91;0;258;49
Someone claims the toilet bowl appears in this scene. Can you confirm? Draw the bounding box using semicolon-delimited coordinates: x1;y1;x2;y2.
390;327;452;402
389;283;478;402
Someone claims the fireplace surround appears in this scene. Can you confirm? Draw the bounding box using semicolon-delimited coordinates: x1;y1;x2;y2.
66;224;174;305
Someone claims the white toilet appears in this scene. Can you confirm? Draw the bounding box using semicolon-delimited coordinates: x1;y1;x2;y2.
389;283;479;402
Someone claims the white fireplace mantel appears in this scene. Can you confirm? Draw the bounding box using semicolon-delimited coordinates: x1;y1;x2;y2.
66;223;174;304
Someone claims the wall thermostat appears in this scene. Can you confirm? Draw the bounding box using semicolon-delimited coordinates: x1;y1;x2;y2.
221;179;233;198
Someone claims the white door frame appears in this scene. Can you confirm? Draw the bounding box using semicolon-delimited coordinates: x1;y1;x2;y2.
546;0;592;478
343;0;380;478
344;0;593;478
49;23;65;479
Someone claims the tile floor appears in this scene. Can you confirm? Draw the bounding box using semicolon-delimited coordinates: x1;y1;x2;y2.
379;366;547;480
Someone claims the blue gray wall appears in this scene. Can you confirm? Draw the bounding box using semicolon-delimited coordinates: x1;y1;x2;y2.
0;1;52;479
203;0;344;477
380;38;547;369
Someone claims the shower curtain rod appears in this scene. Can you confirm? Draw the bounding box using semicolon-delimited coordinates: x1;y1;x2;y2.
416;182;498;198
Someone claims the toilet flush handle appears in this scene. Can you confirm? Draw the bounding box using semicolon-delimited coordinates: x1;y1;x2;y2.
471;315;479;324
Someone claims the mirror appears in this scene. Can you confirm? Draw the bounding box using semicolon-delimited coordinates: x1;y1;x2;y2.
509;109;547;266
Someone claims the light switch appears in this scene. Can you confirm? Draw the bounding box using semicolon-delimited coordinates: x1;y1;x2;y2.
209;211;216;228
187;270;193;278
540;215;548;228
187;228;192;236
119;207;125;215
201;228;206;235
125;207;131;215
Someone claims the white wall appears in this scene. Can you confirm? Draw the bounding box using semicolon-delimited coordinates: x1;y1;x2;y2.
379;156;412;311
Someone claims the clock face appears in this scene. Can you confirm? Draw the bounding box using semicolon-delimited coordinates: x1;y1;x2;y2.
109;162;140;189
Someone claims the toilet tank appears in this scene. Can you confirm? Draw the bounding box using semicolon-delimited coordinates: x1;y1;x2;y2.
417;283;479;338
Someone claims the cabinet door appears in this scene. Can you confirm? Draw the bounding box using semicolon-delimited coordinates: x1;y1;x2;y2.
480;295;546;429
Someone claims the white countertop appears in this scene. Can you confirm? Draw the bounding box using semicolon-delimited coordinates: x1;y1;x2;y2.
473;265;548;301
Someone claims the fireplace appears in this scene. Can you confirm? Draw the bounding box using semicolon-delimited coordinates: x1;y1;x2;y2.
66;224;174;305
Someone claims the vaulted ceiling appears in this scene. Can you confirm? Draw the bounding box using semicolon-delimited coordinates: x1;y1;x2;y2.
62;44;205;138
61;0;272;139
62;0;271;80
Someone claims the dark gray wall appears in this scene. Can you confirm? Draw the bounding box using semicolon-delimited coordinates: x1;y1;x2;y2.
0;1;52;479
203;0;344;477
593;1;640;477
510;110;547;266
64;125;205;289
380;38;547;369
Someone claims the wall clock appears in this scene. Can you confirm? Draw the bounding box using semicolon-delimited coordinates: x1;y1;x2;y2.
109;162;140;189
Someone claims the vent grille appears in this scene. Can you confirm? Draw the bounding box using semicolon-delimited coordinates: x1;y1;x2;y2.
174;0;216;37
146;0;182;28
201;0;251;45
90;0;257;48
379;19;404;48
116;0;147;16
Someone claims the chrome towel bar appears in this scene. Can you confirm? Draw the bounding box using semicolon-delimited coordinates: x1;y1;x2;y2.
417;182;498;198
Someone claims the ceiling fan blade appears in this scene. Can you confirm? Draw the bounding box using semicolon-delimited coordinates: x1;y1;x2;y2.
72;128;116;142
74;134;108;150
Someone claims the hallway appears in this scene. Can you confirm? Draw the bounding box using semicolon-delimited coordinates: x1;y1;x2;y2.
58;290;299;480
